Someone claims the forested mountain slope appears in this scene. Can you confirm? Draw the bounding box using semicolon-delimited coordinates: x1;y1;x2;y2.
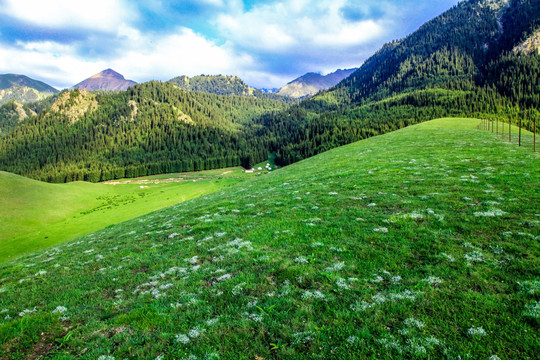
0;82;286;182
261;0;540;165
168;75;291;102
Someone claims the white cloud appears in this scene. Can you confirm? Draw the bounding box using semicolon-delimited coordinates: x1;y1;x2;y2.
0;0;462;89
110;26;255;83
216;0;390;53
0;26;259;89
0;0;135;32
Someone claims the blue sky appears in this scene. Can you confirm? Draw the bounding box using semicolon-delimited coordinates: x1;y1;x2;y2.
0;0;459;89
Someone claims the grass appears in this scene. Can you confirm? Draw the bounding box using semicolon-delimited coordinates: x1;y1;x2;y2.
0;118;538;359
0;167;257;262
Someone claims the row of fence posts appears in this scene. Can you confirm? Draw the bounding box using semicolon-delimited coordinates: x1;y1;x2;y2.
479;117;536;152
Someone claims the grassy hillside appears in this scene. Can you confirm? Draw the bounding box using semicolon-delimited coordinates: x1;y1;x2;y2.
0;167;257;262
0;118;538;359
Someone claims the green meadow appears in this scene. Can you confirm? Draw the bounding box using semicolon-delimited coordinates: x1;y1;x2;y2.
0;118;538;359
0;167;259;262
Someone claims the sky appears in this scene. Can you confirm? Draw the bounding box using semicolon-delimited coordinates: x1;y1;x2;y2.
0;0;460;89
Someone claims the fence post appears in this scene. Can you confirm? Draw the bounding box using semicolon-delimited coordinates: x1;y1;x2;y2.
509;117;511;142
519;117;522;147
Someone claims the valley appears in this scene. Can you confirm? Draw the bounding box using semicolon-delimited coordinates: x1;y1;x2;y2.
0;167;260;262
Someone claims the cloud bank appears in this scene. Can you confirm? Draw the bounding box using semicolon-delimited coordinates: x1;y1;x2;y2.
0;0;459;89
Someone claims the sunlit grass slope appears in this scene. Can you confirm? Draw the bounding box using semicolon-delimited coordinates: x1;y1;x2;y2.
0;167;254;262
0;118;538;359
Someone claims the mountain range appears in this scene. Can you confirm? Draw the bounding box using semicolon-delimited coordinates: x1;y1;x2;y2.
0;0;538;183
277;68;357;98
0;74;58;105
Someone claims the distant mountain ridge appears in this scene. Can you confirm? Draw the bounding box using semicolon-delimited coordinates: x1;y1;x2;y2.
277;68;357;98
0;74;57;93
0;74;58;105
168;74;293;102
168;75;255;96
72;69;136;91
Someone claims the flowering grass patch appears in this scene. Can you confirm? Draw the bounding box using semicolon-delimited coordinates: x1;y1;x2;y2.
0;118;538;359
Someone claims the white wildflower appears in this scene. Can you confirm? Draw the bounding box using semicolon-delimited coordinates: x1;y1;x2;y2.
97;356;115;360
232;283;246;296
350;300;372;312
423;336;441;348
404;317;425;328
373;227;388;233
176;334;191;344
474;209;506;217
424;276;442;286
467;326;487;337
294;256;308;264
325;261;345;272
245;313;263;323
19;308;37;317
523;301;540;318
336;278;350;290
293;331;314;344
441;253;455;262
347;336;357;344
188;327;204;339
367;203;376;207
372;293;387;304
52;306;67;314
217;274;232;282
246;299;258;308
464;251;484;263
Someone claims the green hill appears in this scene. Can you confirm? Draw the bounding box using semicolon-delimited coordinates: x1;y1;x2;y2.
0;167;256;262
0;118;538;359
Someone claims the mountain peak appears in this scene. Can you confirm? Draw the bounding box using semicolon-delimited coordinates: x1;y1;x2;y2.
278;68;357;98
73;69;136;91
90;69;126;80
